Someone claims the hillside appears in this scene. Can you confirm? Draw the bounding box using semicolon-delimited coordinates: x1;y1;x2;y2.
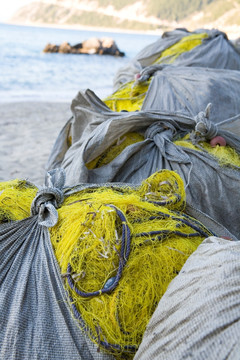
9;0;240;37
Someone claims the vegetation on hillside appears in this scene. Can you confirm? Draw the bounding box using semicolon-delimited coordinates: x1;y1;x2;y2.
145;0;214;21
66;10;157;30
11;0;240;31
97;0;139;10
183;0;240;27
13;3;159;30
96;0;215;20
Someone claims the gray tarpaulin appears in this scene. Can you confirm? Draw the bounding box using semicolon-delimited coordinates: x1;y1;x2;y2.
47;77;240;237
134;236;240;360
48;65;240;173
140;66;240;120
113;28;240;90
0;169;114;360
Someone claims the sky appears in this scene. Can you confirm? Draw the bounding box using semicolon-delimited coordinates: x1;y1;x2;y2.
0;0;35;21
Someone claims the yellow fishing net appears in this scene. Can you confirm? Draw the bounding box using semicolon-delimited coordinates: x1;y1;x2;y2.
0;170;213;358
153;33;208;65
86;132;144;169
104;80;149;112
104;33;208;112
0;179;37;223
49;170;212;358
174;134;240;168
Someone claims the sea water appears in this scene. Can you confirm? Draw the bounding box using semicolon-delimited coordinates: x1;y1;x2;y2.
0;23;160;102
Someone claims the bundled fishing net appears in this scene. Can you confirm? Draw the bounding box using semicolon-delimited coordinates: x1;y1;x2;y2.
0;170;213;358
113;28;240;91
104;33;208;112
85;129;240;171
48;170;212;358
0;169;231;359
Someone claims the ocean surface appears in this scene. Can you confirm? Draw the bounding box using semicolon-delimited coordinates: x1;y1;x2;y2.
0;23;160;103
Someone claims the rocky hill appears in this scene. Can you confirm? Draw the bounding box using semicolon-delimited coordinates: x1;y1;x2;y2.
10;0;240;37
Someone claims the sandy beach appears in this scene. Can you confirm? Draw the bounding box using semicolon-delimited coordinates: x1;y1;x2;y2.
0;101;72;187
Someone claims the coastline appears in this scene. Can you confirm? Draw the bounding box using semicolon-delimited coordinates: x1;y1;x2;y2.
2;19;240;39
1;20;164;36
0;101;72;186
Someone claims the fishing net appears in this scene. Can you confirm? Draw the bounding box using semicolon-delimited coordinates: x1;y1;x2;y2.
113;28;240;90
104;79;149;112
49;170;213;358
153;33;208;65
0;179;37;222
104;32;208;112
0;169;215;359
86;132;144;170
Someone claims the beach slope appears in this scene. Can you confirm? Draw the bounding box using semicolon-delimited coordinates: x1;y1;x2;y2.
0;102;71;186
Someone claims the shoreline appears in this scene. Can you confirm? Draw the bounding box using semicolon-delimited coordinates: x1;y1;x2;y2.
1;20;164;36
2;20;240;39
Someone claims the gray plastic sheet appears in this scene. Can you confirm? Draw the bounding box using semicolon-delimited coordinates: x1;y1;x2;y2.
113;28;240;90
140;66;240;121
47;85;240;237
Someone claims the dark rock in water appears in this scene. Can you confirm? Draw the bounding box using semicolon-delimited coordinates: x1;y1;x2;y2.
43;37;125;56
43;43;60;53
59;41;72;53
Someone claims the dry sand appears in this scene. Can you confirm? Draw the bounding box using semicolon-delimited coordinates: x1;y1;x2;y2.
0;101;72;186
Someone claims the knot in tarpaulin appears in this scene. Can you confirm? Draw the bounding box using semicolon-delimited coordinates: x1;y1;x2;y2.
135;64;164;84
191;103;218;143
145;122;176;140
145;121;190;164
31;168;65;227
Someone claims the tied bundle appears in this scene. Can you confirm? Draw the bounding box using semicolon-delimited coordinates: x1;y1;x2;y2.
50;170;212;358
0;170;214;358
85;131;240;171
104;33;208;112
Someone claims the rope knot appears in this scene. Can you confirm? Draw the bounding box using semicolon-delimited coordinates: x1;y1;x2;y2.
31;168;65;227
134;64;164;85
190;104;218;143
31;187;64;216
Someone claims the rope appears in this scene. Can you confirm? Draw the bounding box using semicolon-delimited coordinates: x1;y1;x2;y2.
135;229;206;239
190;103;219;143
30;168;65;227
67;205;132;298
146;194;181;207
135;64;164;84
69;294;137;354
